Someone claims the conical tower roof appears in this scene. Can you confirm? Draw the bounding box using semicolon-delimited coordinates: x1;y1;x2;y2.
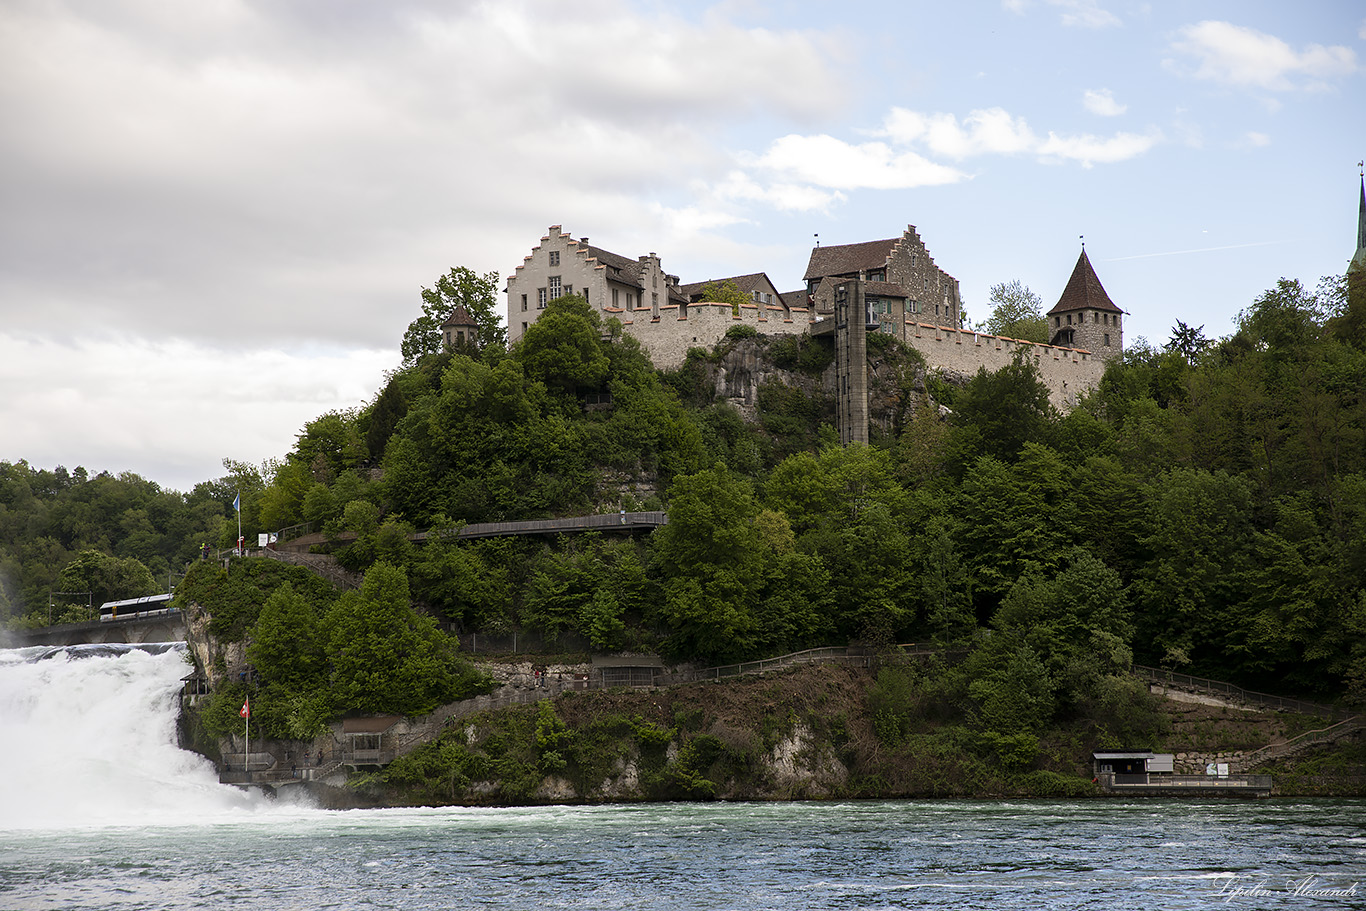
1047;249;1121;315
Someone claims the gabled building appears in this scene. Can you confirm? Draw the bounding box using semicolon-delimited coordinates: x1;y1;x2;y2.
677;272;786;314
802;225;963;336
1046;248;1124;360
505;226;684;344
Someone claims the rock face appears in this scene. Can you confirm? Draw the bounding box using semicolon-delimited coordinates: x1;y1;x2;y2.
702;335;938;435
183;603;246;690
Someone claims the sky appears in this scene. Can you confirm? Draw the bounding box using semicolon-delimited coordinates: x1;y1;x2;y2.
2;0;1364;494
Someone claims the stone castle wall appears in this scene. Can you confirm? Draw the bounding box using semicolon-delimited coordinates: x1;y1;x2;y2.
615;300;815;369
610;302;1109;411
899;321;1107;410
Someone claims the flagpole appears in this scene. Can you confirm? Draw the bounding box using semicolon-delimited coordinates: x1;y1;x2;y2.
242;696;250;782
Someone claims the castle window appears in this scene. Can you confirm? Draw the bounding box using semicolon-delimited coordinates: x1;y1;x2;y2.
549;251;560;267
537;288;547;308
1104;333;1111;346
521;294;528;312
868;270;885;282
612;288;619;308
1093;312;1099;323
1055;316;1060;327
548;275;562;299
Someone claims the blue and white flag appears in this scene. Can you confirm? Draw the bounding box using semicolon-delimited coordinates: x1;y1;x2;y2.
232;492;241;513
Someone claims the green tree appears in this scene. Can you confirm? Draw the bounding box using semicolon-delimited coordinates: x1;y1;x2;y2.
1165;320;1212;363
325;562;476;716
516;294;611;395
246;583;324;689
697;279;751;315
402;266;504;363
980;280;1047;343
949;352;1056;464
56;549;157;612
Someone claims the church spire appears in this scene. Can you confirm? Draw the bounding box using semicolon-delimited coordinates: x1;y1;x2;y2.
1352;163;1366;276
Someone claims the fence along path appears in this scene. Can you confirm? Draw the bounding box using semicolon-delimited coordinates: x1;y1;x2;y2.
1133;664;1347;720
384;645;928;765
1238;715;1363;770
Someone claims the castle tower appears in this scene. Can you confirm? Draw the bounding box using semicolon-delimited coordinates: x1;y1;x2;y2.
1046;248;1123;360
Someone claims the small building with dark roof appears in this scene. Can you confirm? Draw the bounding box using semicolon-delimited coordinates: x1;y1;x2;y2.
440;305;479;351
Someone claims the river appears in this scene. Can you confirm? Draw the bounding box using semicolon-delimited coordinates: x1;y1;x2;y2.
1;646;1362;910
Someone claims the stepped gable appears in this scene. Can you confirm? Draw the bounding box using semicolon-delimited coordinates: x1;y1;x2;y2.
1047;249;1121;315
803;238;898;282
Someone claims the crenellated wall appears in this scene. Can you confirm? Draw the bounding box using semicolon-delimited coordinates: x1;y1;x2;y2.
613;300;816;368
898;321;1107;410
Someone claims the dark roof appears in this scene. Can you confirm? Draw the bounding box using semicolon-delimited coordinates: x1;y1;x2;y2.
342;716;400;734
584;244;643;289
676;272;778;299
803;238;898;281
780;289;809;308
440;305;478;328
863;280;909;298
1047;250;1122;315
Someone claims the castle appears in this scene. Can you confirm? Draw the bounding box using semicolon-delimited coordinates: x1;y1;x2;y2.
505;224;1125;433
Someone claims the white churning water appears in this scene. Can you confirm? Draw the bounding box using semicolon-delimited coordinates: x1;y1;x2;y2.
0;644;275;829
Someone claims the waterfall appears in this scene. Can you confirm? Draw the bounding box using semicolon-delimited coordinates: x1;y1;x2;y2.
0;644;275;829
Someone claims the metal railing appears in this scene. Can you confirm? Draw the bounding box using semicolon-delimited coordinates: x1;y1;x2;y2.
1240;716;1363;769
1103;773;1273;790
674;646;873;683
1133;665;1345;719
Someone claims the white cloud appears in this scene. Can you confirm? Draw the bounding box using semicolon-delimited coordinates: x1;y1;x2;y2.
0;0;850;351
1037;129;1162;167
880;107;1038;158
1241;131;1271;148
1168;20;1358;91
1002;0;1120;28
753;134;966;191
1083;88;1126;116
722;102;1160;210
0;334;395;492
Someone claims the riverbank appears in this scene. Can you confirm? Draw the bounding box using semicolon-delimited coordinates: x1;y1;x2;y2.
242;661;1363;808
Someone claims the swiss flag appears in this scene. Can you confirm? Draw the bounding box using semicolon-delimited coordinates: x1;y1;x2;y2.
240;698;250;719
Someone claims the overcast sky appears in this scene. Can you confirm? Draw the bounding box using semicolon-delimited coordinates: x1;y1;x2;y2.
2;0;1363;493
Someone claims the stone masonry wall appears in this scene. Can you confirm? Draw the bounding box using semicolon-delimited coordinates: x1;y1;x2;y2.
613;298;1107;410
615;300;815;369
901;322;1107;411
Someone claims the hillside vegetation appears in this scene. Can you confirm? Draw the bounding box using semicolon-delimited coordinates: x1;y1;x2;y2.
4;275;1366;772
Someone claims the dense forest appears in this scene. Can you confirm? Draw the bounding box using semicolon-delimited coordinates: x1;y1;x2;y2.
5;268;1365;756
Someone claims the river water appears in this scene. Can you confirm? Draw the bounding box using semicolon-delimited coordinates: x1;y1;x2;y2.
2;646;1363;910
